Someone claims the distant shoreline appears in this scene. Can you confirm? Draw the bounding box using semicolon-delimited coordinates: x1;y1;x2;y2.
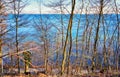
7;13;120;15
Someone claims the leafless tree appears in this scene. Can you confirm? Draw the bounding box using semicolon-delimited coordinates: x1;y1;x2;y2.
0;0;8;75
9;0;28;73
61;0;76;75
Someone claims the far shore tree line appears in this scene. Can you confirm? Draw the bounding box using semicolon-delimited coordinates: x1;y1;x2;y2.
0;0;120;76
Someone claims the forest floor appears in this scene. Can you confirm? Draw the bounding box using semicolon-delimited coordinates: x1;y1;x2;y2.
2;71;120;77
1;68;120;77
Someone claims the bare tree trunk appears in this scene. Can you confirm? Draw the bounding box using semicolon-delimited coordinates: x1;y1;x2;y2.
114;0;119;71
92;0;103;72
67;23;72;75
15;19;20;74
0;39;2;75
61;0;76;75
60;0;64;50
75;0;84;69
107;24;119;71
10;55;13;73
0;0;6;75
13;0;20;73
44;38;48;74
102;14;107;71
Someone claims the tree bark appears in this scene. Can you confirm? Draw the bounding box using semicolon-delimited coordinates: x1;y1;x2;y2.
61;0;76;75
0;39;2;75
92;0;103;71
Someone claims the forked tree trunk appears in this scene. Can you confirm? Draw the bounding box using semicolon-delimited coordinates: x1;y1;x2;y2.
61;0;76;75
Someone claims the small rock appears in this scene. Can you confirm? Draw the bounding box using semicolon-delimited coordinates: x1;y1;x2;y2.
38;73;47;77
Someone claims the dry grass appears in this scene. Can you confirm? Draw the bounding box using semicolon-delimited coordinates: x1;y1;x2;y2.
2;71;120;77
3;73;47;77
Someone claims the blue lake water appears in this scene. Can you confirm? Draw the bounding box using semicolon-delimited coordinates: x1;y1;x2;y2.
3;14;120;65
7;14;120;41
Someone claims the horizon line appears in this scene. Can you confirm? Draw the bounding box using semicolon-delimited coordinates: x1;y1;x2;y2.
8;13;120;15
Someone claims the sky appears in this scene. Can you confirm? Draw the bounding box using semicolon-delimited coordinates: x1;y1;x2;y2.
22;0;52;14
22;0;120;14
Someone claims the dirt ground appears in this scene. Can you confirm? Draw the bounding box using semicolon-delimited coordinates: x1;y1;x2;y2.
2;70;120;77
2;73;120;77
